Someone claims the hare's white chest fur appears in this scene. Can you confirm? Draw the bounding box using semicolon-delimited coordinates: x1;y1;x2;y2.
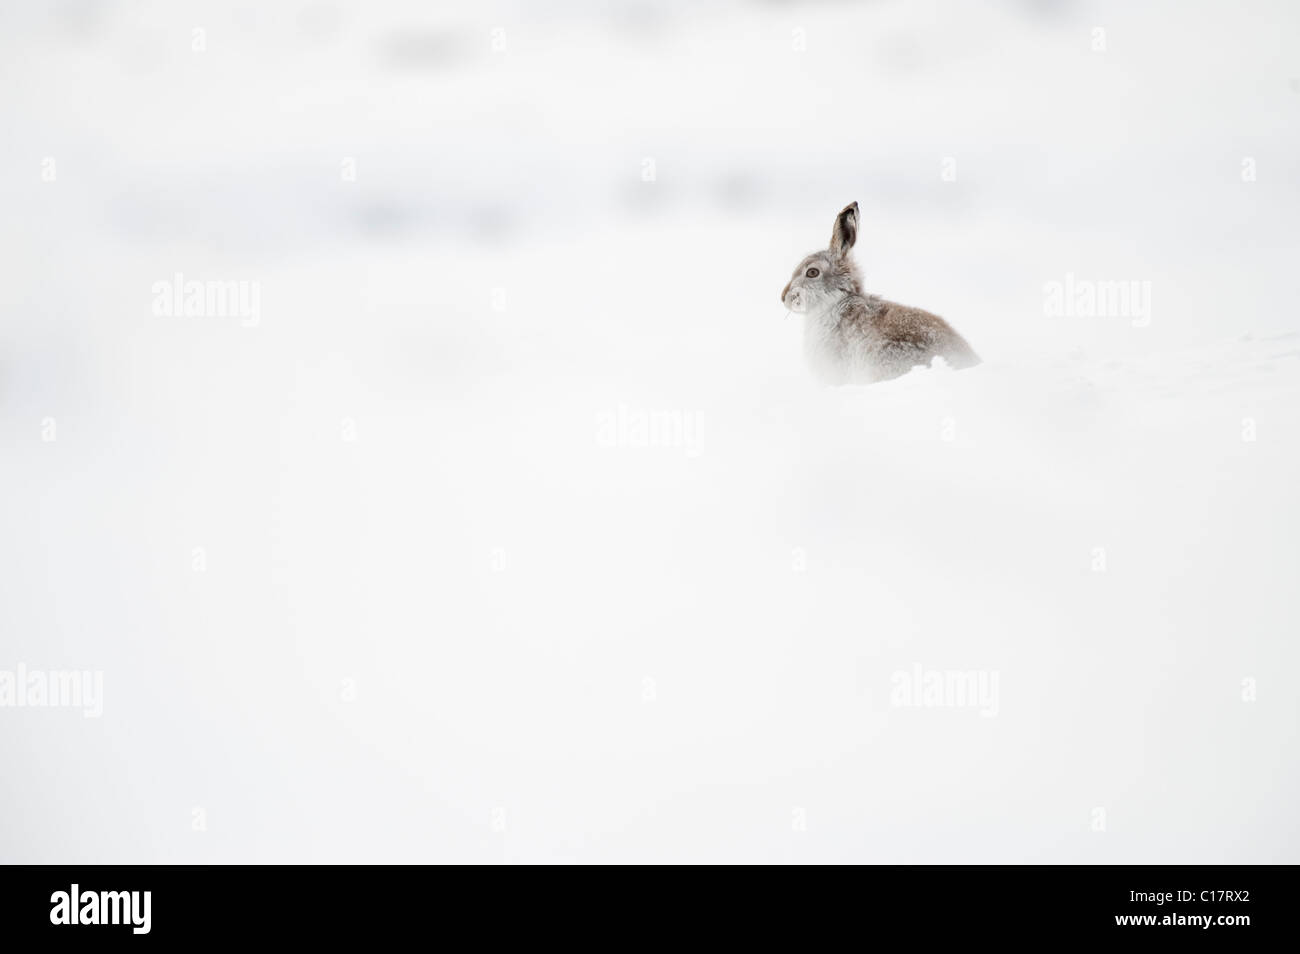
802;305;860;384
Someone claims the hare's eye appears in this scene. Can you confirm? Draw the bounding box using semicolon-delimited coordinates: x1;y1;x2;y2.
805;267;820;278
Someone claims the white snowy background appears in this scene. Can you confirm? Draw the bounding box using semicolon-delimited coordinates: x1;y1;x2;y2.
1;0;1297;863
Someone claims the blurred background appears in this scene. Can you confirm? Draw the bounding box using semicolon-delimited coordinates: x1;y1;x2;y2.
1;0;1298;863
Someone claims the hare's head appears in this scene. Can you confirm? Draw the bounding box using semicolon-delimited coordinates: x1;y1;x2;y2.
781;201;863;313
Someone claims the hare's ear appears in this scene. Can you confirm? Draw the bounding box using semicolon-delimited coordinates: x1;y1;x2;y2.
829;201;859;257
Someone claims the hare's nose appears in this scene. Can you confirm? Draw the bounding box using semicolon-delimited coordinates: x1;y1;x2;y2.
780;281;791;303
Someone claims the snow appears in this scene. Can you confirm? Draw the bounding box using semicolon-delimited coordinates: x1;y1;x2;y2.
1;0;1297;862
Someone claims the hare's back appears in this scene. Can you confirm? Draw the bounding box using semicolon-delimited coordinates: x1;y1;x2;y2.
874;300;980;369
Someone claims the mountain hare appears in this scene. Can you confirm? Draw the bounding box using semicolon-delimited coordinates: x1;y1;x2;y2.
781;202;980;384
